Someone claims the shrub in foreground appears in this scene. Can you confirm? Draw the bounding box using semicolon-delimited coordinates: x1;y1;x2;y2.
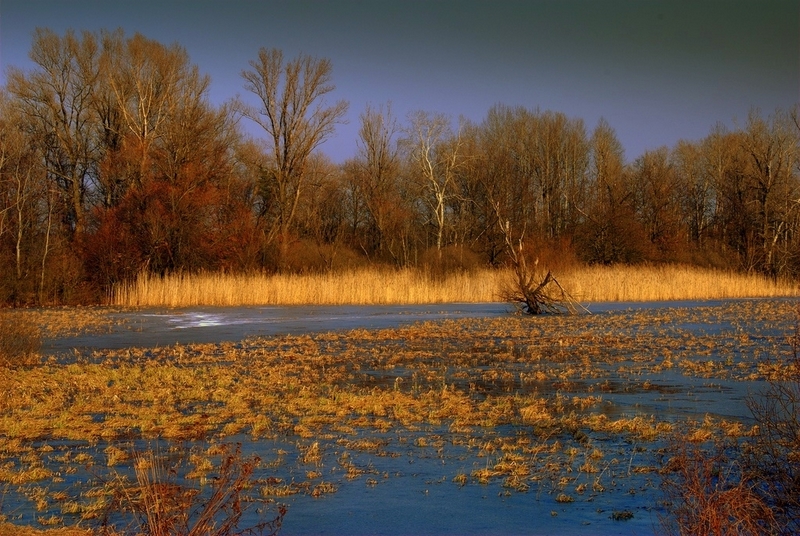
742;309;800;534
99;444;285;536
660;438;774;535
661;307;800;535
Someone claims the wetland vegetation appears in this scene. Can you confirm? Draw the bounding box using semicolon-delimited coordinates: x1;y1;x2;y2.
111;264;797;307
1;298;798;534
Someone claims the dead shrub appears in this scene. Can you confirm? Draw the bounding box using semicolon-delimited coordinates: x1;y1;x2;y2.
741;305;800;534
660;438;775;536
99;444;285;536
0;314;41;367
660;305;800;535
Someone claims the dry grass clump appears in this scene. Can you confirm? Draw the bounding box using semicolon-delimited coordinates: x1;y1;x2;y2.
0;315;40;368
0;524;91;536
102;445;285;536
661;440;775;536
0;308;120;340
111;264;797;307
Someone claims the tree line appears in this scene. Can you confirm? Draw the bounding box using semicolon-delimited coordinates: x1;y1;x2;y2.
2;28;800;305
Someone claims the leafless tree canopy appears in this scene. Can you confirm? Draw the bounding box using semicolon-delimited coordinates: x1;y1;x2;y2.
240;48;348;250
3;28;800;304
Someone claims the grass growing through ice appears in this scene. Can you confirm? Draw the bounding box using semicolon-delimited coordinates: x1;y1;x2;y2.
0;299;795;532
112;264;797;307
0;307;123;369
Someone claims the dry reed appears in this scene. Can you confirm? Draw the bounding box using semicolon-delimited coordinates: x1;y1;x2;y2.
112;268;505;307
112;265;798;307
562;264;798;303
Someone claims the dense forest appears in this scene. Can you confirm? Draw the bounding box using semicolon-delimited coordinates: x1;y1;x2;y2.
2;28;799;305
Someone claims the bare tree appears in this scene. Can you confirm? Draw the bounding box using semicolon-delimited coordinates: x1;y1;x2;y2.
293;153;348;270
7;28;102;236
0;90;51;303
673;139;714;246
474;114;583;314
579;118;645;264
404;111;464;255
632;147;682;258
700;125;756;269
530;111;589;238
101;30;199;191
491;202;583;315
740;110;799;277
240;48;348;264
351;103;408;262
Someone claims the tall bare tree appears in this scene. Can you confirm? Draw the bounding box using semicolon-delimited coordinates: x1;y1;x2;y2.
294;153;348;270
531;111;589;238
350;103;408;262
7;28;102;236
632;147;682;258
579;118;645;264
673;139;713;246
240;48;348;264
100;31;204;193
741;110;800;276
404;110;464;255
0;90;55;303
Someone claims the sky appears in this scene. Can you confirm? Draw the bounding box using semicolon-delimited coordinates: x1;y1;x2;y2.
0;0;798;164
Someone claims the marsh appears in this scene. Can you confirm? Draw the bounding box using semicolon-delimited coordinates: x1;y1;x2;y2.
1;299;794;534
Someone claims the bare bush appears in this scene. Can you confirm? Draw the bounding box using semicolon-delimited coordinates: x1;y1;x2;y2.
660;438;774;536
499;266;579;315
0;315;41;367
742;307;800;534
492;205;585;315
100;444;285;536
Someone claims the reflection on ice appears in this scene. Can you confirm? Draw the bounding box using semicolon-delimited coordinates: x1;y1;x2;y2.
169;313;225;328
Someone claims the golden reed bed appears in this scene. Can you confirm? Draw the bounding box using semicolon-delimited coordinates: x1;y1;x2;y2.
111;264;798;308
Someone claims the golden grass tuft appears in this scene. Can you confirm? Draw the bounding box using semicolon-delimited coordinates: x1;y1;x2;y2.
0;316;40;368
0;523;91;536
111;264;798;307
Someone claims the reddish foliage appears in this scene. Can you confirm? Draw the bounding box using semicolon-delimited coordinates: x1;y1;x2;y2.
83;171;261;288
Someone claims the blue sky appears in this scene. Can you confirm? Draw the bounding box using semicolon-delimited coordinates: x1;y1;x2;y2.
1;0;797;163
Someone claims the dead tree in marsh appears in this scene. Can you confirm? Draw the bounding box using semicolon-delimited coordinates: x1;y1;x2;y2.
494;206;586;315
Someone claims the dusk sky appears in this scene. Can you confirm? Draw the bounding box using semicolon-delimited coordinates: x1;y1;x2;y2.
1;0;797;163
